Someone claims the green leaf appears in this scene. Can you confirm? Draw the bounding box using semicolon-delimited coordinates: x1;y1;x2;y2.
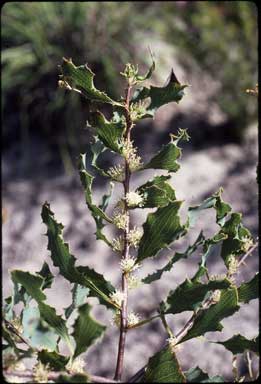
137;201;186;263
238;273;259;303
142;129;189;173
88;111;125;153
11;270;46;302
185;366;224;382
164;278;232;315
135;52;155;83
72;303;106;358
136;175;176;208
78;154;113;246
220;213;252;267
65;284;90;319
22;306;59;351
188;188;231;228
38;350;70;371
37;262;54;290
59;57;120;106
212;334;259;355
41;202;116;310
179;287;240;344
142;232;205;284
55;373;90;383
132;69;187;118
141;346;186;383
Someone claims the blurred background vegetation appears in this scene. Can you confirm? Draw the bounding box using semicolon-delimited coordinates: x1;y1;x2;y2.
2;1;258;176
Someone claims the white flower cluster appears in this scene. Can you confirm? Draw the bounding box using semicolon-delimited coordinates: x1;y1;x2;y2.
129;100;150;121
110;290;126;307
66;357;85;374
126;191;145;207
127;311;141;327
119;255;141;274
227;255;239;275
240;236;253;253
127;275;143;289
107;164;125;182
112;236;124;253
113;210;129;230
127;226;143;248
33;362;49;383
120;139;143;172
111;310;121;328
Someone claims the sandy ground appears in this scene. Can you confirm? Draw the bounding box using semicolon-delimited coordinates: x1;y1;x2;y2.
2;123;258;381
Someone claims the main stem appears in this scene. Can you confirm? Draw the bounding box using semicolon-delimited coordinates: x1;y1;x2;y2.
114;84;133;381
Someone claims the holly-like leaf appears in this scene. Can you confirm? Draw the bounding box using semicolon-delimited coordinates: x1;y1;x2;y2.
87;111;125;153
78;154;113;246
185;366;224;382
142;129;189;173
132;69;187;119
41;203;116;309
188;188;232;228
142;232;205;285
141;346;186;383
65;284;90;319
72;303;106;358
59;57;121;106
22;306;59;351
220;213;252;268
179;287;240;344
212;334;259;355
137;201;186;263
38;350;70;371
238;273;259;304
164;278;231;315
136;175;176;208
37;262;54;290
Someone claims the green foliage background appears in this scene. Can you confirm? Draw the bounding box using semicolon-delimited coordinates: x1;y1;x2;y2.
1;1;258;173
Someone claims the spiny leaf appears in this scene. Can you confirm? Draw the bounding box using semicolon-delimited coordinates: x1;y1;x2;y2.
37;350;70;371
64;284;90;319
164;278;232;315
185;366;224;382
142;129;189;173
37;262;54;290
141;345;186;383
212;334;259;355
59;57;121;106
78;154;113;246
136;175;176;208
72;303;106;358
132;69;187;119
142;232;205;285
187;188;231;228
22;306;59;351
220;213;252;267
41;203;116;309
137;201;186;263
88;111;125;153
238;273;259;304
179;287;240;344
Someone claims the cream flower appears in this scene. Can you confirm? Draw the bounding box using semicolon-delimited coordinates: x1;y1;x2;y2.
107;164;125;182
110;290;126;306
126;192;145;207
127;311;141;327
113;211;129;230
119;255;141;273
112;236;124;253
127;226;143;247
127;275;143;289
66;357;85;374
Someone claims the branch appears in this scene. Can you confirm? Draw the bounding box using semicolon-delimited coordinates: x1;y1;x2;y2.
3;369;117;383
114;83;133;382
237;239;258;268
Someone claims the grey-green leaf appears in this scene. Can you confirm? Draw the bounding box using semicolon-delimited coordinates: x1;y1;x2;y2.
38;350;70;371
72;303;106;358
185;366;224;382
141;346;186;383
137;201;186;263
